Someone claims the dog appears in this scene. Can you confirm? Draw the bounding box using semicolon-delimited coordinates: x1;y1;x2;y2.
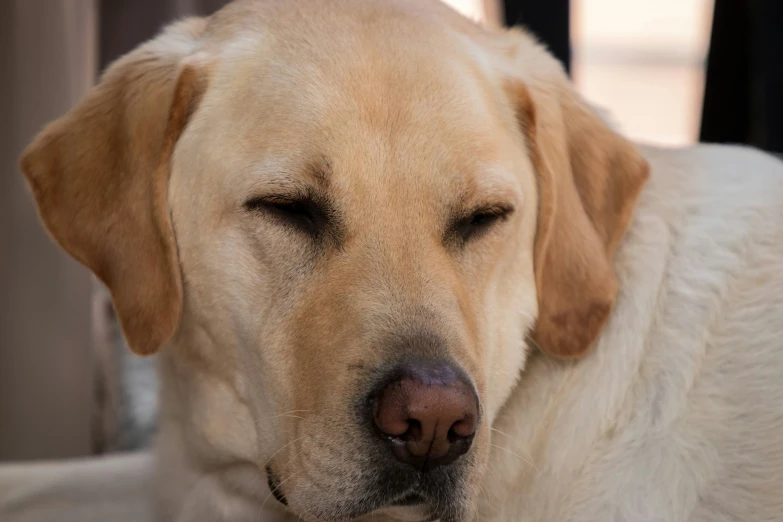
19;0;783;520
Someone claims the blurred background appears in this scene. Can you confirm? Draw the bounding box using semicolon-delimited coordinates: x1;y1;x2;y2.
0;0;779;462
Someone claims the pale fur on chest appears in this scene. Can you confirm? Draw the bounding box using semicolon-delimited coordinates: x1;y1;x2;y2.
481;145;783;522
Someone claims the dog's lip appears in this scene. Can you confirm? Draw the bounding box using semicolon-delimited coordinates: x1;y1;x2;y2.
377;497;433;522
265;465;288;506
374;491;439;522
266;465;450;521
390;491;427;507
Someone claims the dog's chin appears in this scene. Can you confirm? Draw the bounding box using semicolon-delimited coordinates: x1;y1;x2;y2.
376;504;433;522
368;492;434;522
271;458;476;522
284;492;461;522
286;494;471;522
285;495;432;522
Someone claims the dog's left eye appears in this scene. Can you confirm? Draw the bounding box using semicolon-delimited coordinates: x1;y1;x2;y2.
245;196;328;237
452;205;514;244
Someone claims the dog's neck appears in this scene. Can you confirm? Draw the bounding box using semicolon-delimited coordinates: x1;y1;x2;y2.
478;146;725;521
479;203;670;520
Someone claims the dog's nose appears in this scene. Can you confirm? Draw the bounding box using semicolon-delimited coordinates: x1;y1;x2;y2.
372;362;479;471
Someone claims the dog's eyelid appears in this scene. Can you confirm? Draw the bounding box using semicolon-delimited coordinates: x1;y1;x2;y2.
468;203;515;218
456;202;516;226
243;191;334;239
243;187;333;213
244;191;315;208
445;202;515;247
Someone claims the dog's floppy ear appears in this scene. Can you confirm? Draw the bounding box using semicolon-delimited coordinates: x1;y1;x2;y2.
20;19;210;355
504;32;649;358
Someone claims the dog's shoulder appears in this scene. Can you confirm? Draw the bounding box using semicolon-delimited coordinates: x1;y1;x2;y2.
598;144;783;521
487;144;783;522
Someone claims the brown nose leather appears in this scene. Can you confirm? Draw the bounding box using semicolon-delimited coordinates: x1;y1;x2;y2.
372;362;478;471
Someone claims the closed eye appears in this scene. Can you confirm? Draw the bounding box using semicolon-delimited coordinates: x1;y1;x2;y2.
450;204;514;245
244;194;329;238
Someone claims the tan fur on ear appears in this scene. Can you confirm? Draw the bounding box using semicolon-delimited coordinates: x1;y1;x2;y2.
506;43;649;358
19;19;209;355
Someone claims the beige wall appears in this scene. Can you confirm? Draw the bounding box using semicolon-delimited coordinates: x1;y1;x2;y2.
0;0;97;461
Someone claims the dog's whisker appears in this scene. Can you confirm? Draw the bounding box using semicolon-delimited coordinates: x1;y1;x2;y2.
487;430;537;463
483;459;501;483
276;409;313;416
261;468;305;511
489;426;514;438
489;443;539;472
276;414;306;420
254;410;314;428
478;482;490;504
524;335;544;353
296;451;342;494
263;435;308;469
470;493;481;522
279;440;313;474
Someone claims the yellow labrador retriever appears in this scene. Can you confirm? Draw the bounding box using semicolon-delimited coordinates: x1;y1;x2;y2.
19;0;783;521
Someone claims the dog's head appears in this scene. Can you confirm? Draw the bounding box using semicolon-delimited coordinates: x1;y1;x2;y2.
20;1;647;520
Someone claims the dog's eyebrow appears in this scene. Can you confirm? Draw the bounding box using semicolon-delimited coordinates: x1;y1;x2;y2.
241;156;332;198
303;156;331;188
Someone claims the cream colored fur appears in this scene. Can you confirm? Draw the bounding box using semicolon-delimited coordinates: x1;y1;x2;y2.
150;145;783;522
484;145;783;522
15;1;783;521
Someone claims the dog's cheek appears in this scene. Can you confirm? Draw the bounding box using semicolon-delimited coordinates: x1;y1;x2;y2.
480;274;537;424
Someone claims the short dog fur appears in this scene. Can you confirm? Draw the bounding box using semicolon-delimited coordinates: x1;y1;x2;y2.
20;1;783;520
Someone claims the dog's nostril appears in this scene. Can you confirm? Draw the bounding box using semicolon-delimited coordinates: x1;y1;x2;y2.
450;417;475;439
371;361;479;471
447;426;463;444
404;419;422;441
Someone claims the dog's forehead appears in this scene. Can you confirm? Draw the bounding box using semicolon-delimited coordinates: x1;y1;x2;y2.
204;0;497;117
206;0;501;119
190;10;520;200
204;0;489;44
167;0;531;226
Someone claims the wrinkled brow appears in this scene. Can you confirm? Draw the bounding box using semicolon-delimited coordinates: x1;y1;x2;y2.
302;156;331;188
240;155;332;196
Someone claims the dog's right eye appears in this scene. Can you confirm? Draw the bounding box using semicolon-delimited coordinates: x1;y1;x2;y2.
448;204;515;246
244;196;327;237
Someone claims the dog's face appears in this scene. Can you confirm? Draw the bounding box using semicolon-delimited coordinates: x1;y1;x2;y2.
167;9;539;520
20;1;647;521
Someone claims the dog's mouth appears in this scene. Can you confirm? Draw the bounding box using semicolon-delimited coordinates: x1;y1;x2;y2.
265;466;462;522
266;466;425;511
380;493;437;522
390;492;427;507
265;465;288;506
